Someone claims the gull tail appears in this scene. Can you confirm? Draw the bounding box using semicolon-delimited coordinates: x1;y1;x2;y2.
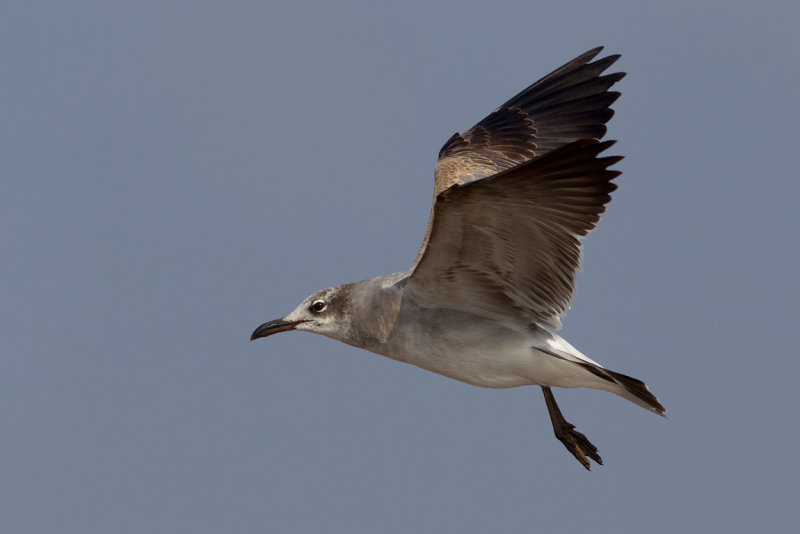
573;361;666;416
533;327;666;415
606;369;666;416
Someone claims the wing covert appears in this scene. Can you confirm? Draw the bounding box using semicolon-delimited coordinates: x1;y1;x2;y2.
406;139;622;328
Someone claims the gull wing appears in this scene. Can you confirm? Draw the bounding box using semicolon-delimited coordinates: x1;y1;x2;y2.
433;47;623;193
413;48;624;268
405;139;622;328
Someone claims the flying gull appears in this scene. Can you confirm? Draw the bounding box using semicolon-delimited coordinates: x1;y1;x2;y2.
251;47;665;470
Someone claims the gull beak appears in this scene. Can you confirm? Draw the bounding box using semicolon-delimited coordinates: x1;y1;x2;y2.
250;318;305;340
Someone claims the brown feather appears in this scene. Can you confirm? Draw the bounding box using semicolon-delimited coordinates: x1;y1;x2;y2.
407;139;621;327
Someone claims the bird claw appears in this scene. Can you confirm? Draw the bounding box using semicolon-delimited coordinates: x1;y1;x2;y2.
554;421;603;470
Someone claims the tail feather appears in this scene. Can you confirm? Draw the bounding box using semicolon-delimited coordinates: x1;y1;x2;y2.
573;360;666;415
606;368;666;416
532;328;666;415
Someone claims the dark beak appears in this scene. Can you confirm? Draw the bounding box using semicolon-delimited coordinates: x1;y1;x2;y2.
250;318;305;341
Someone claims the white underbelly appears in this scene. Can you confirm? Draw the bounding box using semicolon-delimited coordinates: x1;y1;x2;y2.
377;318;545;388
373;311;605;390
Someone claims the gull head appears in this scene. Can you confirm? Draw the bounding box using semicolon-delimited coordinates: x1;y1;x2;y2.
250;285;352;342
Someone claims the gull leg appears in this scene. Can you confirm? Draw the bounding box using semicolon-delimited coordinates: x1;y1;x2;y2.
541;386;603;470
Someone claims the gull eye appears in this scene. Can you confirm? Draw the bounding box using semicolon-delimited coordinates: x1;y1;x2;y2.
310;299;327;313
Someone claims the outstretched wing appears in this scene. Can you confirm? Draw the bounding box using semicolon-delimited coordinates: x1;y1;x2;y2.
413;48;624;268
434;47;623;193
405;139;622;328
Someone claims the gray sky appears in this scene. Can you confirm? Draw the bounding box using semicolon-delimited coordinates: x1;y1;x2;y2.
3;1;799;532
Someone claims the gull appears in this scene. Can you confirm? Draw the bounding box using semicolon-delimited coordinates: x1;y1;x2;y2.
251;47;664;470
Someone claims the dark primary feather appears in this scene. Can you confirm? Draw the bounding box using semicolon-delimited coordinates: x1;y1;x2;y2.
413;48;625;271
407;139;622;326
432;47;624;194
